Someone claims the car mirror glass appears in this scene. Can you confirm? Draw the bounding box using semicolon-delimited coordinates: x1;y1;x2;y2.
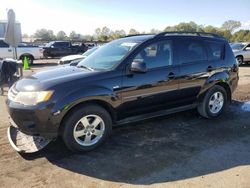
130;61;147;73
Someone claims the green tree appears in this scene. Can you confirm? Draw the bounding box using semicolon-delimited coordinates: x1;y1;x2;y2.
231;30;250;42
164;21;203;32
204;25;220;34
221;20;241;33
150;29;161;34
34;29;56;40
56;31;67;40
111;30;126;39
129;29;140;35
95;26;112;41
69;31;78;39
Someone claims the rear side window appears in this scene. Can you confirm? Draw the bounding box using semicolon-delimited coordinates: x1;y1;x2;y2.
0;40;9;48
54;42;69;47
178;39;207;64
206;41;224;61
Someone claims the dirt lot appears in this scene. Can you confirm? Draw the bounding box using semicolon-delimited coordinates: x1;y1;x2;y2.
0;62;250;188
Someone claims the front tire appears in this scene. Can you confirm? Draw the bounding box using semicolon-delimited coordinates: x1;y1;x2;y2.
198;85;227;119
62;105;112;152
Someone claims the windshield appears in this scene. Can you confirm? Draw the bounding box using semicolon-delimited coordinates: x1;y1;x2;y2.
231;43;245;50
82;47;98;57
45;42;54;47
77;39;139;70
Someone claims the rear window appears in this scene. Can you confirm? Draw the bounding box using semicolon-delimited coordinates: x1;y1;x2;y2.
206;41;224;61
178;39;207;64
0;40;9;48
54;42;69;47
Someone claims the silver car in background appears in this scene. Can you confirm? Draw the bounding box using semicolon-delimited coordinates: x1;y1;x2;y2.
58;47;98;65
231;42;250;65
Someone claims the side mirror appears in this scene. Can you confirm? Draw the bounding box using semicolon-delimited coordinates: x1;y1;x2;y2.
51;45;54;48
245;47;250;51
130;61;147;73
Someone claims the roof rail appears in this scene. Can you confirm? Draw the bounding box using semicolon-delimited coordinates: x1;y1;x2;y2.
154;31;224;39
123;34;153;38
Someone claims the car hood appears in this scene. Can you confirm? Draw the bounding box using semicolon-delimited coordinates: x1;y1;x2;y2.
60;54;84;62
15;66;99;91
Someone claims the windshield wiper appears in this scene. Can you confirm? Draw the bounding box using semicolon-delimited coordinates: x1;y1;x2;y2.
77;65;95;71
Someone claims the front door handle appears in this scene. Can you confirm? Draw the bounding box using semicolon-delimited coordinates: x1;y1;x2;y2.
168;72;175;79
8;49;12;52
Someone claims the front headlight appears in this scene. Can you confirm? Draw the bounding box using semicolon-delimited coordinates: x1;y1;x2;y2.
8;90;53;106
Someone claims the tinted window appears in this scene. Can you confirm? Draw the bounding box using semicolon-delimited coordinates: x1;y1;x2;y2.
178;40;207;64
54;42;69;47
0;40;9;48
206;41;224;61
134;40;173;69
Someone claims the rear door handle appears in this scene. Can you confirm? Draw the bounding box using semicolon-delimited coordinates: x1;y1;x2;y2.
207;66;214;72
168;72;175;79
8;49;12;52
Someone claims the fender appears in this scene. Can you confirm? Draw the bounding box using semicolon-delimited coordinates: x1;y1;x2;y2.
197;71;231;101
51;85;120;120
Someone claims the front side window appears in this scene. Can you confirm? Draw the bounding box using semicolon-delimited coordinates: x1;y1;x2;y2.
133;40;173;69
178;39;207;64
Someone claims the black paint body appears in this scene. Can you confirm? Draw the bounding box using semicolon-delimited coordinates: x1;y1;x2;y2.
6;35;239;138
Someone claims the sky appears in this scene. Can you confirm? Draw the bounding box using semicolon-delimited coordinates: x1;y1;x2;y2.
0;0;250;36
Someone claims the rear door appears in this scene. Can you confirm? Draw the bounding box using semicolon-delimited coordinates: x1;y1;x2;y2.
0;40;13;58
177;38;224;105
120;39;180;118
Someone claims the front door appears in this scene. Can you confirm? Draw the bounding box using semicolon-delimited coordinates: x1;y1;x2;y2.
120;40;180;119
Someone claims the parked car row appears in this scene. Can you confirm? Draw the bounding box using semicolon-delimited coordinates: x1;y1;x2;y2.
57;46;99;65
43;41;88;58
0;39;100;65
0;38;43;64
230;42;250;65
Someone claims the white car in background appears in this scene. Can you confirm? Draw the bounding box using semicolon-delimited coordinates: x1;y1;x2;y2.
58;46;98;65
231;42;250;65
0;38;44;65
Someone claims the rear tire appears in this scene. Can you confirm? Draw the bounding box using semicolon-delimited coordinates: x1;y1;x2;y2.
236;56;243;65
198;85;227;119
62;104;112;152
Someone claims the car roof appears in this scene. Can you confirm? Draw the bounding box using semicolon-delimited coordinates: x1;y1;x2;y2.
123;33;225;43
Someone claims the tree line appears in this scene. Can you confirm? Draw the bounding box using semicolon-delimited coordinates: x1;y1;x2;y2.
24;20;250;42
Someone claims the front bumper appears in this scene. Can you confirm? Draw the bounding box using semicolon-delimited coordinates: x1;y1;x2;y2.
8;125;52;153
6;99;61;139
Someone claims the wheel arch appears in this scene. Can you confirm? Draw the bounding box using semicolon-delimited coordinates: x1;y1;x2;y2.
198;81;232;103
58;99;116;135
235;55;244;62
19;53;35;60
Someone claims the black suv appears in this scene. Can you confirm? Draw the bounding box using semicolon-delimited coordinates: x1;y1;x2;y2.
6;32;239;152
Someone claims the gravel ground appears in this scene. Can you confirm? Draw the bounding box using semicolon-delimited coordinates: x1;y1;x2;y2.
0;61;250;188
